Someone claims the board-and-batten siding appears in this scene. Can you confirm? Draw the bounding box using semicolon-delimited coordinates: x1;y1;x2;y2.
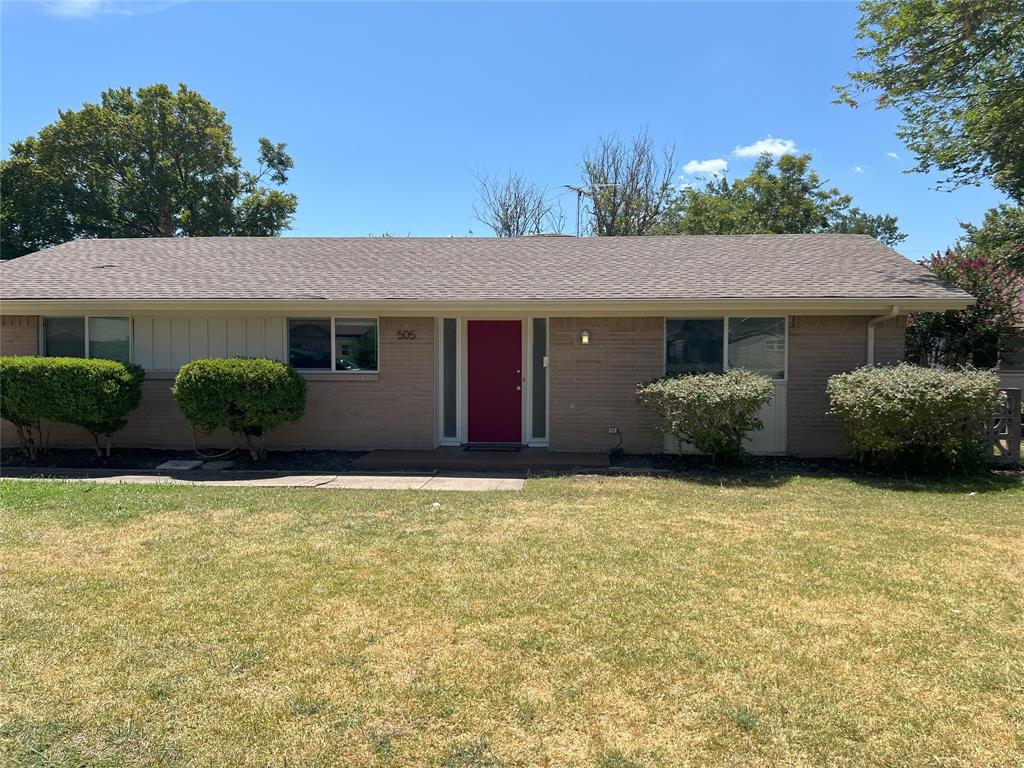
132;316;286;370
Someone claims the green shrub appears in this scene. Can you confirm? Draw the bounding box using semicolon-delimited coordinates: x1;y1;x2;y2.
1;356;56;458
827;362;1003;474
172;357;306;460
636;369;775;464
0;356;144;458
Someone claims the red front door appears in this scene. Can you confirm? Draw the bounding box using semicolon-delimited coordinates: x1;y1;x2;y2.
468;320;522;443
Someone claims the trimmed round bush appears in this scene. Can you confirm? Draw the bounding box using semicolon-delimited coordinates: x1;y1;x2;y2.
0;356;144;457
636;369;775;464
827;362;1003;474
172;357;306;460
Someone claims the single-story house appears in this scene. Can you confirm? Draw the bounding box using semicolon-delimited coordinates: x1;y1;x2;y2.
0;234;973;457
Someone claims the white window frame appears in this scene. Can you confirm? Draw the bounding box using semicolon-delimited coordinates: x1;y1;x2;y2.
436;317;462;446
664;316;788;381
285;316;380;374
40;315;133;363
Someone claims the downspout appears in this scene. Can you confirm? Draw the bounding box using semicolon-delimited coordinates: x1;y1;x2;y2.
867;305;900;365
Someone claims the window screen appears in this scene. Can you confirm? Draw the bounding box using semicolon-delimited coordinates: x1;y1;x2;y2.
728;317;786;379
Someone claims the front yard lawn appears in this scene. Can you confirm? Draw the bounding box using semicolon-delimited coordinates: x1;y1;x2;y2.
1;474;1021;766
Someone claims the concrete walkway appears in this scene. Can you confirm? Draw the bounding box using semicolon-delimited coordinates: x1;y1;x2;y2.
0;467;525;492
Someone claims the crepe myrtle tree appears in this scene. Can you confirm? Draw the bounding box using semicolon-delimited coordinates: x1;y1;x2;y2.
907;206;1024;369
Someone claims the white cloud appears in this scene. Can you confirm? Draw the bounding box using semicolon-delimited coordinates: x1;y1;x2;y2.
682;158;728;176
852;165;864;173
43;0;100;16
43;0;183;17
886;151;899;159
733;136;797;158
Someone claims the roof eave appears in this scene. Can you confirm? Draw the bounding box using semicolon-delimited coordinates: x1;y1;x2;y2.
0;296;975;316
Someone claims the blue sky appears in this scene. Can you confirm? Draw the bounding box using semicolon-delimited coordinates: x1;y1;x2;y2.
1;0;1009;259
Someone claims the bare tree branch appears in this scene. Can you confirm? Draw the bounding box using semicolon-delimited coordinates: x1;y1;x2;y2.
581;131;677;236
473;171;562;237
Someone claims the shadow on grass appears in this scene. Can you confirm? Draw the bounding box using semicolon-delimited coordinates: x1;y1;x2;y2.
573;454;1024;495
3;448;1020;496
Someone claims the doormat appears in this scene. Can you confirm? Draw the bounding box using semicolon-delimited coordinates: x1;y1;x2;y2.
463;444;523;452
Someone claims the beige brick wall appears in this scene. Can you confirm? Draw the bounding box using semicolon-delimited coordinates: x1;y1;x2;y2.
548;317;664;453
1;316;436;452
787;315;905;456
0;315;39;356
2;311;909;457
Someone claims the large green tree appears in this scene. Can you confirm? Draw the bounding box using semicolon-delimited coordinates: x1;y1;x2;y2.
836;0;1024;203
0;83;297;259
656;153;906;247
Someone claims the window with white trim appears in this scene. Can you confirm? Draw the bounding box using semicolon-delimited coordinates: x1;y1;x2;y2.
287;317;379;373
727;317;786;380
42;316;130;362
666;318;724;375
666;317;786;380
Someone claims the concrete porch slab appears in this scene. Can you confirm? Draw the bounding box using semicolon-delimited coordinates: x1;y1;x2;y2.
352;447;609;472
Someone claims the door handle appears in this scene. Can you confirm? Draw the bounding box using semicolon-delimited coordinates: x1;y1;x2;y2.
516;385;521;391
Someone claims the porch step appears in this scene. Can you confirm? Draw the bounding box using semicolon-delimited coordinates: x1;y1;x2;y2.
352;447;610;472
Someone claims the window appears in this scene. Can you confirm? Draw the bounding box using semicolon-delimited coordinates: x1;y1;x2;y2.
43;317;85;357
43;316;130;362
665;317;786;380
531;318;547;440
87;317;131;363
728;317;786;379
334;318;378;372
287;317;379;373
288;318;331;369
442;318;458;438
666;318;724;375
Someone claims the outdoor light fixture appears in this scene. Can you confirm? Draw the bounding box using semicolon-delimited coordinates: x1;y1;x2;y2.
581;329;590;345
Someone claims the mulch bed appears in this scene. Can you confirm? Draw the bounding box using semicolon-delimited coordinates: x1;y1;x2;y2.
2;447;1018;480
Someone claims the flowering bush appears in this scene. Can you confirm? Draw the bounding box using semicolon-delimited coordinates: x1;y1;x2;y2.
906;246;1022;368
636;369;774;464
827;363;1003;473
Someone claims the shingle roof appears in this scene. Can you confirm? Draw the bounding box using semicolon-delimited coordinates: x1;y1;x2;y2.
0;234;971;304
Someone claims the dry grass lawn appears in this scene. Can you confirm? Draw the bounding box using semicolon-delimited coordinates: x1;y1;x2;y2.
0;473;1022;767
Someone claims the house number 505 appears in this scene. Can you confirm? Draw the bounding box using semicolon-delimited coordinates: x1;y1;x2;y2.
396;330;417;340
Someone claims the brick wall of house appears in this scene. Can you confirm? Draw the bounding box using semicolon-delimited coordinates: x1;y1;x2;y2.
2;311;910;457
786;315;905;456
1;316;436;452
0;315;38;356
548;316;664;453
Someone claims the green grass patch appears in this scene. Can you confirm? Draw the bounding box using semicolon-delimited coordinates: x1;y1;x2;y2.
1;474;1021;766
